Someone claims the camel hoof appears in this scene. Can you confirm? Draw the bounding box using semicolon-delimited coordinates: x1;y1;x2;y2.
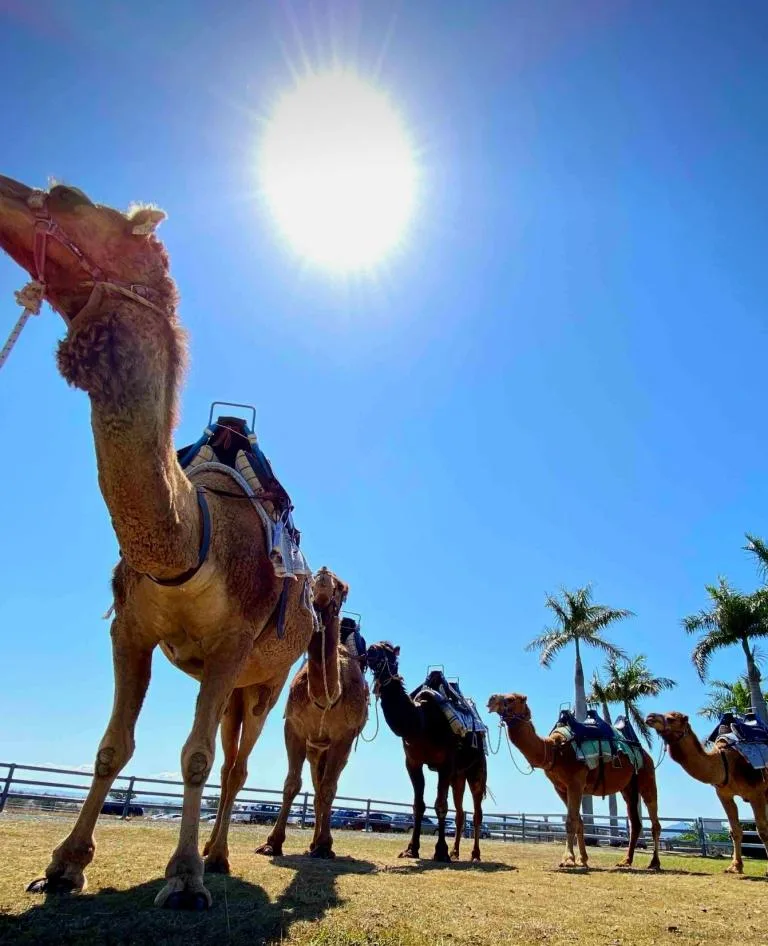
26;875;81;895
155;879;212;911
471;854;481;863
724;864;743;875
615;859;632;869
559;860;576;869
308;847;335;860
204;856;230;875
163;891;210;911
450;851;460;861
647;859;661;872
256;843;282;857
398;849;418;859
433;850;452;864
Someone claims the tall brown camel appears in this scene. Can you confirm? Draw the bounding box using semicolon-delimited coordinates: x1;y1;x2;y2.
0;176;316;910
488;693;661;870
647;711;768;873
254;567;368;859
366;642;487;862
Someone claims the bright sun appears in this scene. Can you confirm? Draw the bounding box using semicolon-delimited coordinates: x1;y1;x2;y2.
259;71;417;273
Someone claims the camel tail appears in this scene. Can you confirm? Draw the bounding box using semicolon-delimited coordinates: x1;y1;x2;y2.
484;783;495;804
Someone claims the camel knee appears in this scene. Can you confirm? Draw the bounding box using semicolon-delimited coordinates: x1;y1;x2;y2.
435;802;448;820
181;745;213;787
94;740;132;779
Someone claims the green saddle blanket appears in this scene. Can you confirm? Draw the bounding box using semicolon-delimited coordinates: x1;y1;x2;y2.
554;725;644;772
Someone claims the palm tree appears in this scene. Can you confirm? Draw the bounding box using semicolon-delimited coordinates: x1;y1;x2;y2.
598;655;677;747
745;533;768;581
698;677;768;721
682;578;768;724
526;585;632;722
527;585;631;821
586;672;619;831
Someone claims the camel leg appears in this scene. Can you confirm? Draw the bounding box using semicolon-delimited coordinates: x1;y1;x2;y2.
155;629;253;910
202;689;243;862
748;798;768;874
309;736;356;859
433;767;452;863
468;765;485;862
256;721;306;857
400;760;426;859
637;767;661;870
450;775;466;861
617;776;642;868
560;788;585;868
204;677;288;872
28;622;153;894
718;792;743;874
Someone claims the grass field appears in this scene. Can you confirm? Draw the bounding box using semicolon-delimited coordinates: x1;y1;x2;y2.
0;815;766;946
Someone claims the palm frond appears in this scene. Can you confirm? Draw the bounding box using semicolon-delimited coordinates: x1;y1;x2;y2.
746;533;768;582
629;703;653;747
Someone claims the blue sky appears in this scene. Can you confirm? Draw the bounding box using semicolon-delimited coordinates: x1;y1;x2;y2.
1;0;768;823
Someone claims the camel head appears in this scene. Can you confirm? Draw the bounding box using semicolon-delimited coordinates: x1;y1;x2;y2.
312;566;349;614
646;711;690;743
487;693;531;724
366;641;400;685
0;175;171;324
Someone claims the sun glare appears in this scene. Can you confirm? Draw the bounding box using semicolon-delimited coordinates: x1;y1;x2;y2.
259;71;417;273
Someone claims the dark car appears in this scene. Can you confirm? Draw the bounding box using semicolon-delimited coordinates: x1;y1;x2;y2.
101;802;144;818
330;808;363;829
463;821;492;839
349;812;394;833
247;804;282;825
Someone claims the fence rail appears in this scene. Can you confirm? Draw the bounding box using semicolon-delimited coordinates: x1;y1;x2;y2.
0;761;762;859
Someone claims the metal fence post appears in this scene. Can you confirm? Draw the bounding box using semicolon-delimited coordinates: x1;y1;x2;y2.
697;818;707;856
0;764;16;813
121;776;136;819
521;813;526;842
365;798;372;831
300;792;309;828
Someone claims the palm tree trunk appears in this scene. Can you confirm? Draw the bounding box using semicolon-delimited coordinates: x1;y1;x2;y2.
742;639;768;724
573;639;594;821
600;700;619;835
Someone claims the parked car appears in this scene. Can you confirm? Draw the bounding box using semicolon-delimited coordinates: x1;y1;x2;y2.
330;808;363;829
463;821;492;839
246;804;282;825
100;802;144;818
349;812;394;833
390;814;439;835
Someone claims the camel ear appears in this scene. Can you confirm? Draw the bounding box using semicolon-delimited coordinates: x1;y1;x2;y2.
339;581;349;604
129;207;166;236
682;714;689;724
394;646;400;656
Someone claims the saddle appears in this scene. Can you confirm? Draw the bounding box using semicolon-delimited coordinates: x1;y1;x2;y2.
177;413;293;524
614;715;642;747
707;711;768;746
412;670;487;751
340;616;367;668
556;708;617;750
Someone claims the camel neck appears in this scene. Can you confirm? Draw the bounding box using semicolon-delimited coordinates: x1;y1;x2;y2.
307;607;341;704
669;730;726;786
505;718;550;769
377;676;422;739
58;292;200;579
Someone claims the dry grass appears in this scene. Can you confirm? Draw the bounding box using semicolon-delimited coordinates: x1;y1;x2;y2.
0;815;766;946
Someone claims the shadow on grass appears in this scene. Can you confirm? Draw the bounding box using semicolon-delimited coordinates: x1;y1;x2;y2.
382;859;515;874
0;855;377;946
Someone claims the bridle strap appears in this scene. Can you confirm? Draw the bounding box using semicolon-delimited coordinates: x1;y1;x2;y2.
145;487;212;587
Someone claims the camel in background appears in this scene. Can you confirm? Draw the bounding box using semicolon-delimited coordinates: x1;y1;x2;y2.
488;693;661;870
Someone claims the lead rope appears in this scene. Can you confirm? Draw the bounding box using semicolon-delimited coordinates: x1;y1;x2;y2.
358;692;380;745
1;281;44;372
653;740;667;770
503;725;535;775
487;721;504;755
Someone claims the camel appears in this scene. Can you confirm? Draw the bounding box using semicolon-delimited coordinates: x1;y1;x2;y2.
647;711;768;873
0;176;317;910
253;567;368;859
366;641;487;862
488;693;661;870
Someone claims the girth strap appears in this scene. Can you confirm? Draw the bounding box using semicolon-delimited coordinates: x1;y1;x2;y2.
147;487;211;587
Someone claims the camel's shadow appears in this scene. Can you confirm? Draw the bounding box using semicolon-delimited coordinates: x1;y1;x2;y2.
0;855;376;946
383;859;515;874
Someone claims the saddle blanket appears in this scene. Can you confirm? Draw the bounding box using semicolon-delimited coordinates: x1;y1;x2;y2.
553;725;644;772
413;671;487;749
716;733;768;770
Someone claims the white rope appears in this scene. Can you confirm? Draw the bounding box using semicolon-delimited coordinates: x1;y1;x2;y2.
1;281;44;372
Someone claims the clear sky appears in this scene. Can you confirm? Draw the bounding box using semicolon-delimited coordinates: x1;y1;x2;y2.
1;0;768;823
